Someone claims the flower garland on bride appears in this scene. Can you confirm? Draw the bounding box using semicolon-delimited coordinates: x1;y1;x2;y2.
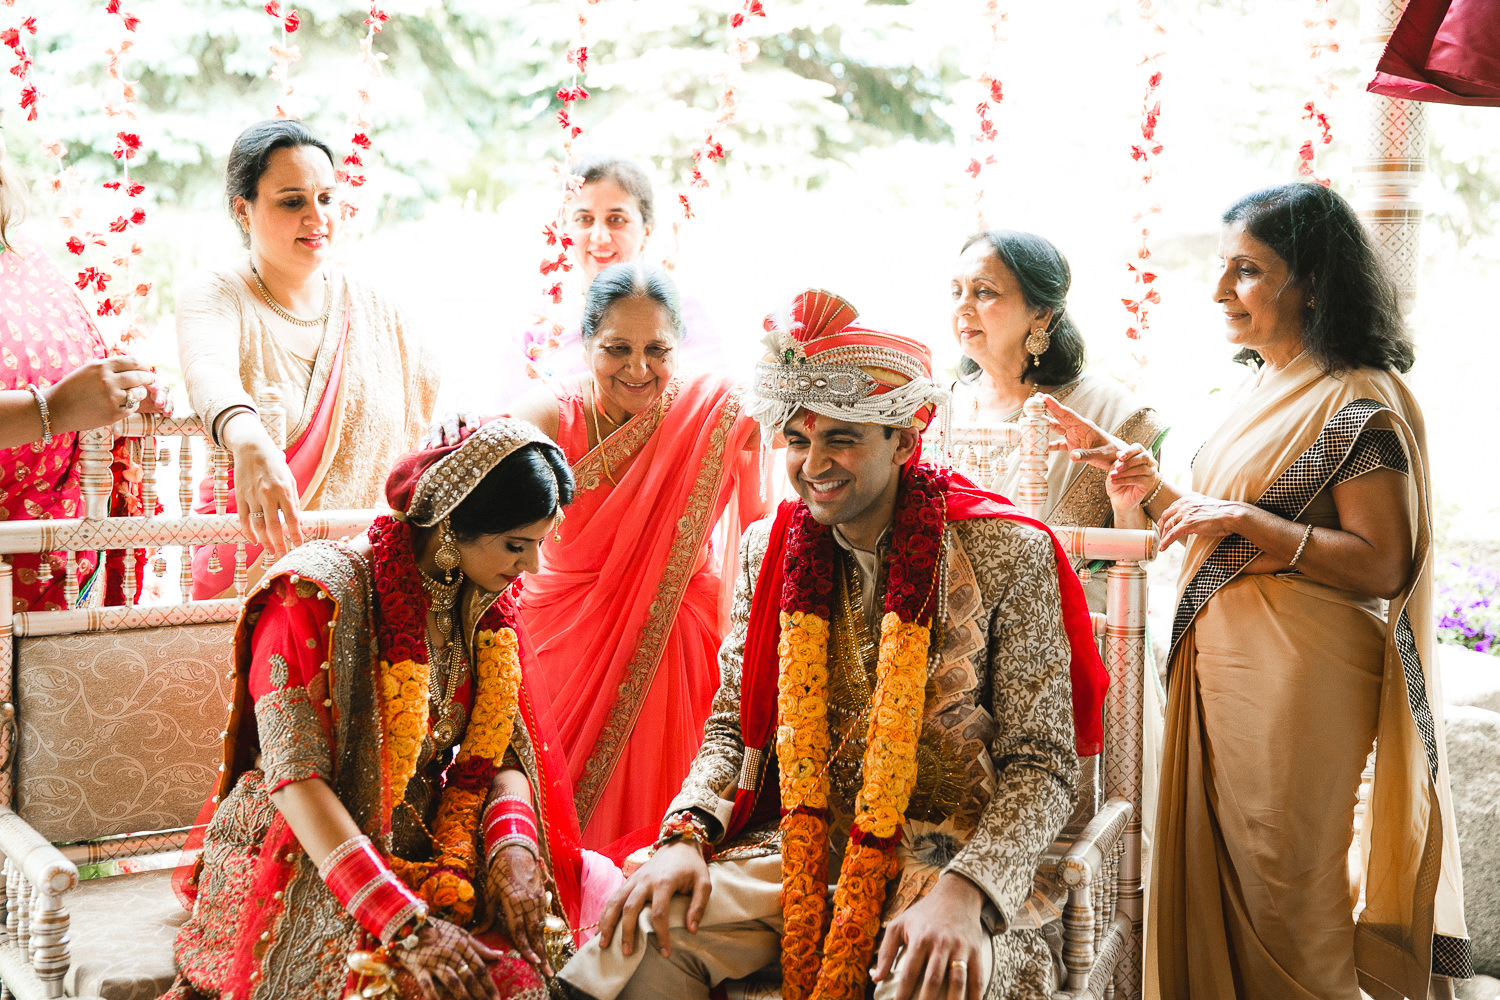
369;515;525;924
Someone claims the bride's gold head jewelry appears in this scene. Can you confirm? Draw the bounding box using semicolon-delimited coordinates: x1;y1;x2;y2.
434;517;461;585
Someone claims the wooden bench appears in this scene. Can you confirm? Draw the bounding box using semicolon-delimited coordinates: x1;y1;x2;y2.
0;404;373;1000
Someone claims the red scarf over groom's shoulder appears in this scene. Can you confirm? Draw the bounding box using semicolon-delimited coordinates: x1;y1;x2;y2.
725;466;1107;843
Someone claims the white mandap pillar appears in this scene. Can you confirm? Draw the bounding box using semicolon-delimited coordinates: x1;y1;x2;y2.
1355;0;1429;316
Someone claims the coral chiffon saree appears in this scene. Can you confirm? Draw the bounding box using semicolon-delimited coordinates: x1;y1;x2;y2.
519;373;764;851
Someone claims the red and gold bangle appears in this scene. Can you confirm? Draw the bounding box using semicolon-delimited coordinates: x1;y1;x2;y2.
318;834;428;945
483;795;539;863
655;809;713;859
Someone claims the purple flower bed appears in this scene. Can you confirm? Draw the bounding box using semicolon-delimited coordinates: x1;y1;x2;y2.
1436;560;1500;656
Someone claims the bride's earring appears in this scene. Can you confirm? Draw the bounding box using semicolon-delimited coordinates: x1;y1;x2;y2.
435;518;461;584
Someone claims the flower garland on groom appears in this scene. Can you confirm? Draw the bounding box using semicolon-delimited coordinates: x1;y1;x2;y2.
559;289;1107;1000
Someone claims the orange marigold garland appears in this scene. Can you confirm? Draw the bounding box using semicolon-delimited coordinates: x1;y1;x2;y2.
776;466;946;1000
370;515;524;927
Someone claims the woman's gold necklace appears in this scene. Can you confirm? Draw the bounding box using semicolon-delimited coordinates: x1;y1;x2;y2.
418;566;467;748
587;381;622;487
250;262;331;328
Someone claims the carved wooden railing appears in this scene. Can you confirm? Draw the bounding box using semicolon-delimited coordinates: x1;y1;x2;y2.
945;397;1155;1000
0;393;374;1000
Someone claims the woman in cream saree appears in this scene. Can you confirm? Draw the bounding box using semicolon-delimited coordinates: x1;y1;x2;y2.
1048;182;1468;999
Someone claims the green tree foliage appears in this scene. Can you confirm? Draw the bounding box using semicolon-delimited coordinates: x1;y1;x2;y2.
9;0;961;214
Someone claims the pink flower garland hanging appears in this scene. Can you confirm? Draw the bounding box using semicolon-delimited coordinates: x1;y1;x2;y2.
526;1;600;380
1298;0;1336;187
262;1;304;119
1121;0;1165;388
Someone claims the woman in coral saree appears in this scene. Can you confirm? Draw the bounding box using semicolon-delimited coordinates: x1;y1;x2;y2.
509;263;765;852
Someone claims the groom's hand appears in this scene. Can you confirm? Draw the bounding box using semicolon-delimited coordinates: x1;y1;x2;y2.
596;841;711;959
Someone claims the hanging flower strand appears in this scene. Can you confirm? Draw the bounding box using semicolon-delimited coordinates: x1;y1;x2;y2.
2;15;40;121
263;0;303;118
6;12;87;287
1297;0;1336;187
964;0;1005;227
526;0;599;380
336;4;390;223
668;0;765;266
1121;0;1164;389
95;0;153;339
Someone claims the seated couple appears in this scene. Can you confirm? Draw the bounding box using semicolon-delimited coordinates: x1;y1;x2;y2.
164;291;1103;1000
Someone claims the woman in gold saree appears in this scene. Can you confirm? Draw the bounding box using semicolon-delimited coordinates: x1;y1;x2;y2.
1048;182;1469;999
178;119;438;598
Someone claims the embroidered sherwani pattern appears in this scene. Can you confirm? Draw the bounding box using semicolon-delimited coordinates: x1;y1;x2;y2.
565;514;1076;999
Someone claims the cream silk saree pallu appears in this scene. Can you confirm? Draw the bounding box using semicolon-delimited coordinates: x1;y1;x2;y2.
1147;354;1468;1000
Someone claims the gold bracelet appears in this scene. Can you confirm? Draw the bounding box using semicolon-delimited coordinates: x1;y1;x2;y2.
1287;523;1314;571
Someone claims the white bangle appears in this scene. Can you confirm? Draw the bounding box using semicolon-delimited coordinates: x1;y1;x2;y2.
1287;523;1314;571
25;384;52;446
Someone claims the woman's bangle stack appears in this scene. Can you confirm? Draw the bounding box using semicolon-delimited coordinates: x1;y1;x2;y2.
655;809;713;860
483;794;540;864
318;834;428;946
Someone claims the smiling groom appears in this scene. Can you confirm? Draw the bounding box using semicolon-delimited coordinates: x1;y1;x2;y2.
558;290;1107;1000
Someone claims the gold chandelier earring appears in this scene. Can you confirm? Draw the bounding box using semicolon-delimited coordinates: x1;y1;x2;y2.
434;518;461;585
1024;324;1051;368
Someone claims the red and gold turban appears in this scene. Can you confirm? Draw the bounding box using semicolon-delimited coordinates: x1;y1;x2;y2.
747;289;949;437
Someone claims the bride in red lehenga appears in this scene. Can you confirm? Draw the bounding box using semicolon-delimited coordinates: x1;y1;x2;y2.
164;418;621;1000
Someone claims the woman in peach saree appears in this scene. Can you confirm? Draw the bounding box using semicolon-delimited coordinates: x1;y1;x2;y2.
509;263;765;853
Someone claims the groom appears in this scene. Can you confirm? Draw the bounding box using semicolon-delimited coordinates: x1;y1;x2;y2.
560;290;1105;1000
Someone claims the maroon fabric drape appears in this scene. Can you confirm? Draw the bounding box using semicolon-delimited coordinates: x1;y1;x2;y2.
1368;0;1500;106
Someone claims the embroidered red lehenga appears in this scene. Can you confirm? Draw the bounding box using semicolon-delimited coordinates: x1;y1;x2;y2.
164;420;604;1000
518;373;766;852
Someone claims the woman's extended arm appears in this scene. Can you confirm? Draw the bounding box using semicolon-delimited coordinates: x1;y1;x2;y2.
177;272;303;557
1045;394;1415;600
484;768;554;974
252;582;500;1000
1159;469;1412;598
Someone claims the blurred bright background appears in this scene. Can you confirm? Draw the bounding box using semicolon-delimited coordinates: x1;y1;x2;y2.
5;0;1497;592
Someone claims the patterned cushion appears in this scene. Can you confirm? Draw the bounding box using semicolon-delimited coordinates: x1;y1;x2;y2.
62;868;184;1000
15;621;236;843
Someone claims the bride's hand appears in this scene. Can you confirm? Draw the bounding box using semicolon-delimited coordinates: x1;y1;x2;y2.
488;845;554;976
388;917;503;1000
